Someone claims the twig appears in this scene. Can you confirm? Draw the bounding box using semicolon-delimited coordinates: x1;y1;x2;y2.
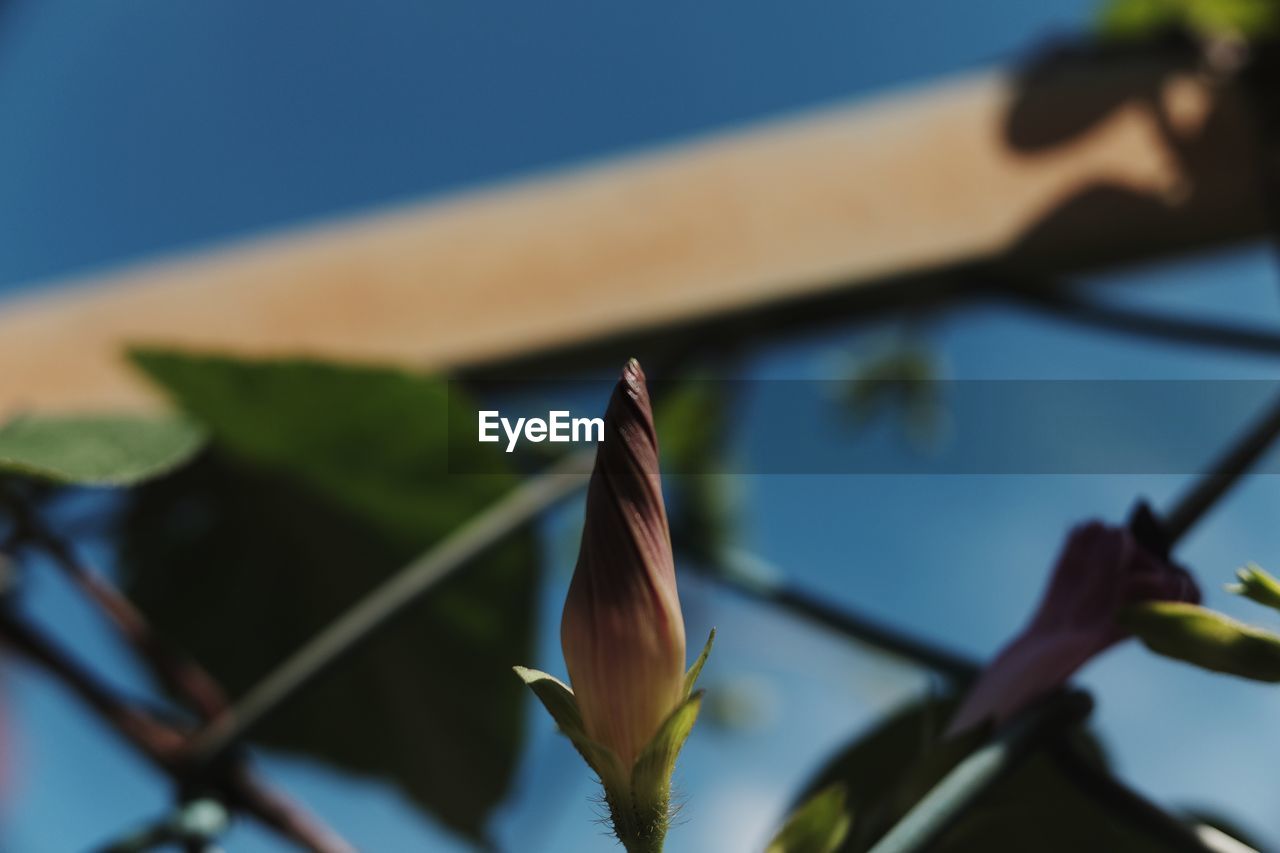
0;605;186;765
0;606;353;853
1001;281;1280;359
0;486;228;721
97;799;228;853
1158;388;1280;545
1048;739;1253;853
185;449;594;768
688;550;978;682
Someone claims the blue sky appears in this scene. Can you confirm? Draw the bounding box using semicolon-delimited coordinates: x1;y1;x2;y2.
7;1;1280;851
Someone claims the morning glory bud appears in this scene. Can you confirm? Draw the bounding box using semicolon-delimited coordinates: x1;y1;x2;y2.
560;358;687;769
949;520;1199;735
515;360;713;853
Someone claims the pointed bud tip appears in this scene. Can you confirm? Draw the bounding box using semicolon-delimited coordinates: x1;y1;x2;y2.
621;358;647;395
605;358;657;448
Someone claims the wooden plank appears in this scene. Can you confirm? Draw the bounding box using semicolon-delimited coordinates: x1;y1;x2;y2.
0;52;1265;416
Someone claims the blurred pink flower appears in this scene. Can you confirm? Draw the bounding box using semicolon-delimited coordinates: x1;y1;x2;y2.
560;359;687;769
948;521;1199;736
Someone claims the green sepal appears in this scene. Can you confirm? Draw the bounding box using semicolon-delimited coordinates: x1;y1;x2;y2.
512;666;628;791
1227;564;1280;613
766;783;853;853
619;691;704;850
683;628;716;699
516;636;713;853
1124;602;1280;682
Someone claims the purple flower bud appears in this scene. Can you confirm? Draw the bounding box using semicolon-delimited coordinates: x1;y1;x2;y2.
560;359;687;769
949;521;1199;736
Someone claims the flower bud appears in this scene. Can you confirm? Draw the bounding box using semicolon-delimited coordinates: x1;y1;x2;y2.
949;520;1199;735
1226;564;1280;612
560;358;688;770
1124;601;1280;682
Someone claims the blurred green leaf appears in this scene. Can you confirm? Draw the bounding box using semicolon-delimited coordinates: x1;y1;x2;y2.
0;413;205;486
796;694;1180;852
1187;0;1280;34
766;784;852;853
839;345;945;450
658;379;736;565
122;350;538;841
1099;0;1280;38
1098;0;1185;36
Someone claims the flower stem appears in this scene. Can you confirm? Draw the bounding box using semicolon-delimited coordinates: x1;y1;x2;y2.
621;833;664;853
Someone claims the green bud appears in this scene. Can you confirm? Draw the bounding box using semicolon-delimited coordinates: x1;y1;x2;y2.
1123;601;1280;682
1226;564;1280;612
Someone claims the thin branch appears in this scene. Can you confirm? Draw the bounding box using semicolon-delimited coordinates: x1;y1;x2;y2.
0;606;353;853
223;765;356;853
0;605;186;766
687;551;978;682
1159;388;1280;544
1048;739;1252;853
97;799;229;853
185;450;595;768
998;279;1280;359
0;486;228;721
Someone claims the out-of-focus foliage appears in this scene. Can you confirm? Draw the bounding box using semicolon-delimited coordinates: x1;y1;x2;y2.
0;414;205;486
703;673;778;732
121;350;538;841
766;784;852;853
1099;0;1280;39
838;344;946;451
797;694;1178;852
1125;601;1280;681
657;378;737;565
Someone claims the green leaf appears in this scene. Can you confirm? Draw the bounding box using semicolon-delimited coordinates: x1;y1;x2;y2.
1124;601;1280;682
1226;564;1280;612
767;784;852;853
794;694;1177;852
122;351;539;840
0;413;205;486
683;628;716;699
1099;0;1280;38
1185;0;1280;36
129;349;512;543
1097;0;1184;37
